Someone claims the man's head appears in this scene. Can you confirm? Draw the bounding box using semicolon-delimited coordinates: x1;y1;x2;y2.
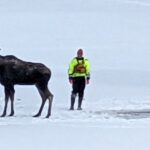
77;49;83;58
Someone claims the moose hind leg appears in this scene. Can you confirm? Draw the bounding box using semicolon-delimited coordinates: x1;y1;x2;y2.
33;99;46;117
34;80;53;118
45;91;53;118
40;85;53;118
33;85;47;117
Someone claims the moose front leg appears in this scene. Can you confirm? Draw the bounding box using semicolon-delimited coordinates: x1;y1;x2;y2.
9;87;15;116
1;88;10;117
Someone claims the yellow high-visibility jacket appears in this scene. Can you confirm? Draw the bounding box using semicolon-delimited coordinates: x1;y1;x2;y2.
68;57;90;79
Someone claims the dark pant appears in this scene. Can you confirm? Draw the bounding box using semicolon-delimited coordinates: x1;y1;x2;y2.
72;77;85;98
70;77;86;109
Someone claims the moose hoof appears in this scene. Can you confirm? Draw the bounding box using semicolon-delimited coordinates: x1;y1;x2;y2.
45;114;51;118
9;113;14;117
33;114;40;117
9;112;14;117
1;114;6;117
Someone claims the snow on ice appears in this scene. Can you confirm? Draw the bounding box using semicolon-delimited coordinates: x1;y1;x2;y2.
0;0;150;150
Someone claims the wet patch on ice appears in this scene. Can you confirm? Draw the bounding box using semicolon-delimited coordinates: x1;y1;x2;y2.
94;109;150;120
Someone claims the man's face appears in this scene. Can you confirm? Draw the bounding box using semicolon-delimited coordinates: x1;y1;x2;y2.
77;49;83;58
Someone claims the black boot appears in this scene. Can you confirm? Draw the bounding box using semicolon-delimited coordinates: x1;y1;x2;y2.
77;97;83;110
70;93;76;110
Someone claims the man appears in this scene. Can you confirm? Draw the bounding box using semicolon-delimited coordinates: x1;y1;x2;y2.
68;49;91;110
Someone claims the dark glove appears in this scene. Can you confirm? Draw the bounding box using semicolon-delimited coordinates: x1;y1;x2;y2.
69;77;73;84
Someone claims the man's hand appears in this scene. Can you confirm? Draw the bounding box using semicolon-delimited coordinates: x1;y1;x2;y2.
69;79;73;84
86;79;90;84
69;77;73;84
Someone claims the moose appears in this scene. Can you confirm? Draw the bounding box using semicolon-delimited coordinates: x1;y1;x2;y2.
0;55;53;118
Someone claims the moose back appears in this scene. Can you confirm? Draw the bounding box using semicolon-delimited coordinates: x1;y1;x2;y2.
0;55;53;118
